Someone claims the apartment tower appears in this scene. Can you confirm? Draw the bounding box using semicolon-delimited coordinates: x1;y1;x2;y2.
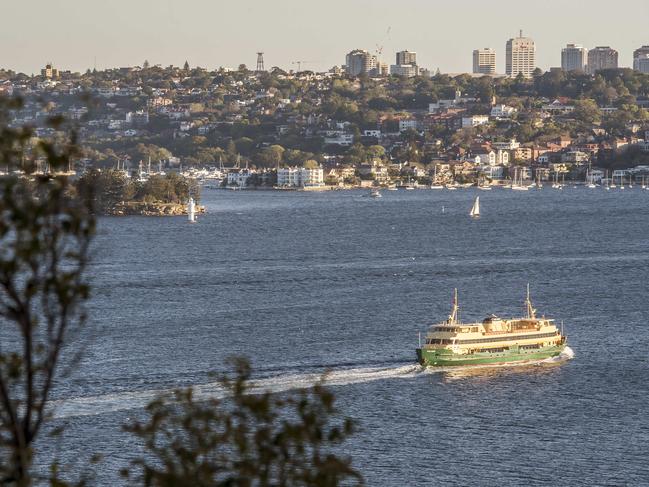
391;50;418;77
473;48;496;75
396;50;417;66
587;47;618;74
506;31;536;78
633;46;649;72
561;44;588;72
345;49;378;76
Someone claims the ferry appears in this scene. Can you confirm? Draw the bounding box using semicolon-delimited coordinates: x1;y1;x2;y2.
416;286;566;367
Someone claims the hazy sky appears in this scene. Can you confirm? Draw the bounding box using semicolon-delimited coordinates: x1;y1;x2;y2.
2;0;648;75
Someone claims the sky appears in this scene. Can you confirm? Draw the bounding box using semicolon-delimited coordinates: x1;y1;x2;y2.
1;0;648;75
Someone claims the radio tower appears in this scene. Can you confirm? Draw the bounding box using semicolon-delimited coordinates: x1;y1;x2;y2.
256;52;265;72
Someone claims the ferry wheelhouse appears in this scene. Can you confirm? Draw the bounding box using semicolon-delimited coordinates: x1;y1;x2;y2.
416;287;567;367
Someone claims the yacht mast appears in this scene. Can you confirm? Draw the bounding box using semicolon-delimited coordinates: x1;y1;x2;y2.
525;283;537;319
448;288;459;324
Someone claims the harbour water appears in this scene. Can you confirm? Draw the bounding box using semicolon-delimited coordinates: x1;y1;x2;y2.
42;188;649;485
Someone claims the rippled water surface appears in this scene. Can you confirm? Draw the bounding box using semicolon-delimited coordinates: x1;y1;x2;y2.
41;188;649;485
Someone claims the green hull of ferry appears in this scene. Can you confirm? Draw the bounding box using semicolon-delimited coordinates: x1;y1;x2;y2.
416;344;566;367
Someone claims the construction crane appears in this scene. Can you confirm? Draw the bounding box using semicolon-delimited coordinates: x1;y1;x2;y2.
375;26;392;62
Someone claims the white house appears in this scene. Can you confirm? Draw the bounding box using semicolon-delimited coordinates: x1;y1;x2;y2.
323;131;354;146
227;169;253;188
492;139;520;151
542;100;575;114
399;119;419;132
490;105;517;118
475;152;496;165
481;165;505;180
475;150;509;166
561;151;590;164
277;167;324;188
462;115;489;128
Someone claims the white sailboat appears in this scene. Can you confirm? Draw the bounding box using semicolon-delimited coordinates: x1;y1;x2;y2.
430;166;444;189
469;196;480;218
511;167;530;191
586;166;597;188
188;197;197;223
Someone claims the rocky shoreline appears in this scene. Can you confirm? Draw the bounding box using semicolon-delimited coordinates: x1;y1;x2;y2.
107;201;206;217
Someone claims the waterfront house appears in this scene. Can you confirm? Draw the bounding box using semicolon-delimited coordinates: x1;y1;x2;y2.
227;169;254;188
277;167;325;188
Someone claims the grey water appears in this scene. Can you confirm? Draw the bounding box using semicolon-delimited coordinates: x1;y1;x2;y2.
41;188;649;486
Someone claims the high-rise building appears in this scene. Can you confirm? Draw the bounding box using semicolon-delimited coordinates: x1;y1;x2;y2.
587;47;618;74
41;63;59;79
506;32;536;78
396;50;417;66
561;44;587;72
391;50;418;77
635;54;649;74
390;64;418;77
633;46;649;71
345;49;377;76
473;48;496;75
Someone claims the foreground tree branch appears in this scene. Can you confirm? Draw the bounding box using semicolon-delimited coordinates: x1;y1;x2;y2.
122;358;363;487
0;98;95;485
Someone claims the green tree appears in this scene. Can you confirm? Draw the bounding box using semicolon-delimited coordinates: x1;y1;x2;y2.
303;159;319;169
77;169;135;213
134;144;172;164
573;99;602;125
475;77;494;104
257;145;285;167
366;145;386;160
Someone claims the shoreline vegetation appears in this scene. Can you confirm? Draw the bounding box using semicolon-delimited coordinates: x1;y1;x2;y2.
75;169;204;216
108;200;205;216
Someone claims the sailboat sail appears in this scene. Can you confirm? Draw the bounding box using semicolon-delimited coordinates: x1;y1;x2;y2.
470;196;480;217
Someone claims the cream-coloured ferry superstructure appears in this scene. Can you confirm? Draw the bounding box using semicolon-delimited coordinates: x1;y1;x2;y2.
416;286;566;367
